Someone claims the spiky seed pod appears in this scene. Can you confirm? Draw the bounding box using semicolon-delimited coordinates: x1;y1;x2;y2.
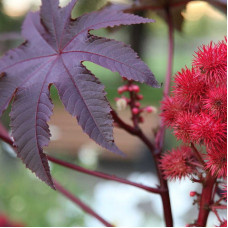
193;40;227;85
173;112;197;143
206;144;227;178
173;67;208;106
160;146;196;180
190;112;227;148
160;96;182;127
203;86;227;121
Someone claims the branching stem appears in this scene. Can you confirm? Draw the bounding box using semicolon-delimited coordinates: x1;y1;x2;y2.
112;5;175;226
0;123;163;196
47;155;162;194
195;174;216;226
0;123;164;227
190;143;205;166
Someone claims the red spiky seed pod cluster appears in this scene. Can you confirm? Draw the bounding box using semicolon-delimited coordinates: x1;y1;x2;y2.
161;38;227;179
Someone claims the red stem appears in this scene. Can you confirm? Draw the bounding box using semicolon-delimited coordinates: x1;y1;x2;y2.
111;111;168;194
112;111;173;226
190;143;205;166
195;175;216;226
111;110;156;154
0;122;162;194
0;123;115;226
155;4;174;153
211;208;223;223
111;9;175;219
163;8;174;98
0;123;13;145
0;128;14;147
152;6;174;225
211;205;227;210
153;5;174;226
54;180;114;227
47;155;162;194
0;123;165;226
111;110;139;135
154;154;173;227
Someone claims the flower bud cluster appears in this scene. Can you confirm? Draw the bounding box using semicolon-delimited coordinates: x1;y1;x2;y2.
160;39;227;179
115;81;157;123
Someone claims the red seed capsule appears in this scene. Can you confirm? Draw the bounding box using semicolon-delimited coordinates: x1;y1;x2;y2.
190;191;196;197
117;85;128;94
132;107;139;115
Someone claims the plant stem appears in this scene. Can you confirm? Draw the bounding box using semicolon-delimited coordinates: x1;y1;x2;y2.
111;110;139;135
210;205;227;210
0;123;13;146
112;110;173;226
0;123;161;226
54;180;114;227
0;123;164;195
111;111;157;155
0;124;117;226
195;174;216;226
190;143;205;166
155;4;174;153
163;9;174;98
154;154;173;227
47;155;162;194
154;5;174;226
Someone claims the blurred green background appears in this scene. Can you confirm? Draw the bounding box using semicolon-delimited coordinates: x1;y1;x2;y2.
0;0;226;226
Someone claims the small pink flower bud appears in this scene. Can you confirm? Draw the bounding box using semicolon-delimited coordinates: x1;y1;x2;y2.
132;107;139;115
135;102;141;107
117;85;128;94
128;86;133;92
136;94;144;100
190;191;196;197
145;106;154;113
130;85;140;93
144;106;157;113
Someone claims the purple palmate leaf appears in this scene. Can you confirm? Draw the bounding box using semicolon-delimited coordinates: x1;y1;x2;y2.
0;0;158;188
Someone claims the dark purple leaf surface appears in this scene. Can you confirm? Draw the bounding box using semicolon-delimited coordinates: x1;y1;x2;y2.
0;0;158;188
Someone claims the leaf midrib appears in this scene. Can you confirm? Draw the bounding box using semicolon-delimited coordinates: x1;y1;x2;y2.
62;50;150;83
60;56;113;144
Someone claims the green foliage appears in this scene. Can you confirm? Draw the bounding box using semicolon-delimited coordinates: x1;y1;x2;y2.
0;151;88;226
